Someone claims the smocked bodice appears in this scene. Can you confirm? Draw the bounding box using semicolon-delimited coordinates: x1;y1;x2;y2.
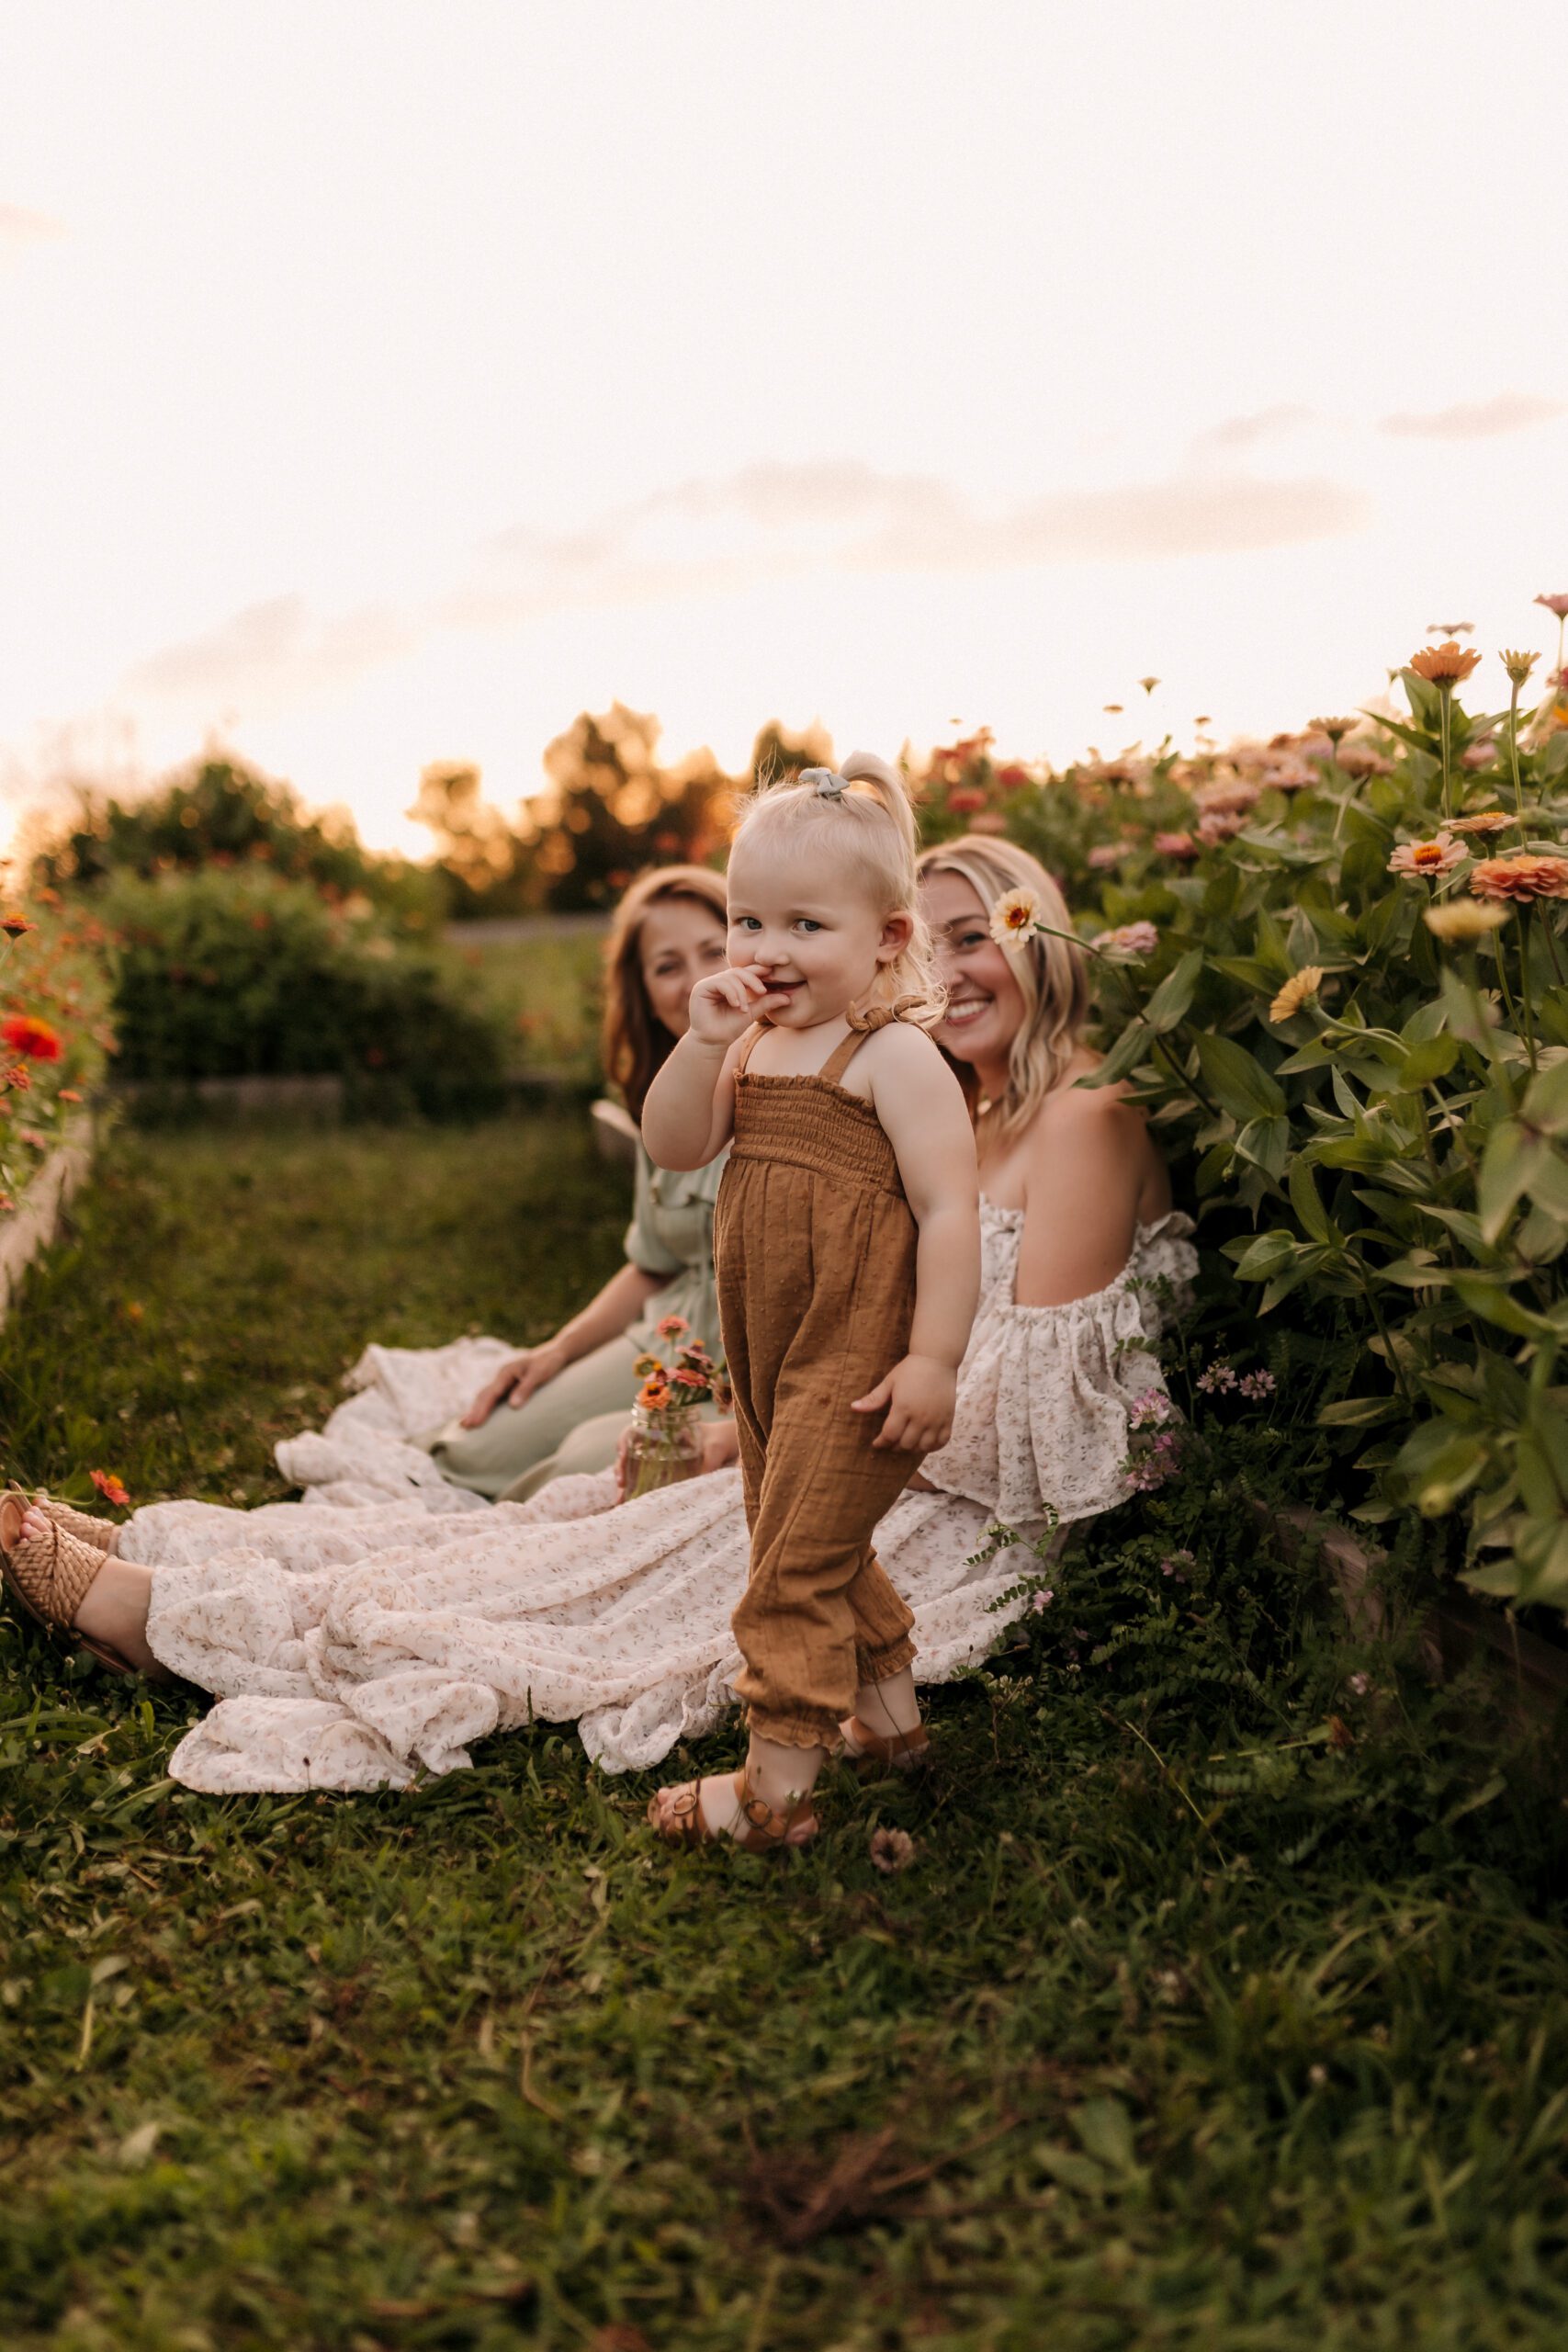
728;1069;906;1198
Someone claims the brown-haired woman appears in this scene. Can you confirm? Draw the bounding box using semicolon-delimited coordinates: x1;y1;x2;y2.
422;865;730;1500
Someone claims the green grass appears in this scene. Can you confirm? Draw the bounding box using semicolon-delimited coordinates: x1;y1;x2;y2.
2;1118;1567;2350
447;929;605;1080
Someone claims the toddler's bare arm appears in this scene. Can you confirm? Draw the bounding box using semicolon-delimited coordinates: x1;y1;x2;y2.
642;966;776;1170
851;1026;981;1453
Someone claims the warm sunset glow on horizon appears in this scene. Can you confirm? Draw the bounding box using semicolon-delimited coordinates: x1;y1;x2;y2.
2;1;1562;861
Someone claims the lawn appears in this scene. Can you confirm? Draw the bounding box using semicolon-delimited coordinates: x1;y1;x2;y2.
2;1114;1566;2351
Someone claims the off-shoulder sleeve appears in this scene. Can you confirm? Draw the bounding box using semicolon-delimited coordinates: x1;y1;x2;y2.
919;1213;1196;1533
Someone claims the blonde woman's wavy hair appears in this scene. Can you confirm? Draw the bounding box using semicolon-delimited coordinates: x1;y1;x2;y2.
916;833;1090;1138
728;750;944;1027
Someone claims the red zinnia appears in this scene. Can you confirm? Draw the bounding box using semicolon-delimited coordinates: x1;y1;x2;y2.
0;1014;62;1062
90;1469;130;1507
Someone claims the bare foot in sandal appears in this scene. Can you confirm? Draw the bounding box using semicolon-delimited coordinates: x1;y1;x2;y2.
0;1499;163;1678
648;1734;825;1852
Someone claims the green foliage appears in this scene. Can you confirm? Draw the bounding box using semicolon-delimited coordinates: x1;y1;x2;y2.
31;754;445;928
2;1119;1566;2348
103;865;505;1111
920;686;1568;1616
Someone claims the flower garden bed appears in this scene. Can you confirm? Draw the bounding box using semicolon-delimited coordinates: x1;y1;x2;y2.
0;891;117;1300
916;616;1568;1626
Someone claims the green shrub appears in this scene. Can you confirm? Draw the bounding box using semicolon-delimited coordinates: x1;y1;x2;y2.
103;865;505;1113
914;665;1568;1614
33;753;447;929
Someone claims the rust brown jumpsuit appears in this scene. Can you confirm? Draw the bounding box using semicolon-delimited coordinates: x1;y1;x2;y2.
715;1012;920;1750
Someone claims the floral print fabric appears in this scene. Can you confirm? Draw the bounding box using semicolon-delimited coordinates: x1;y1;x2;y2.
131;1203;1196;1792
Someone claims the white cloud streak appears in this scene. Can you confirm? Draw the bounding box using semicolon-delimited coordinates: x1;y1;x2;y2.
119;453;1373;716
126;596;415;706
1379;391;1565;440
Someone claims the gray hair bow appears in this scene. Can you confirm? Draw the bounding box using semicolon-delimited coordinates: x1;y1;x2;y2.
800;766;848;800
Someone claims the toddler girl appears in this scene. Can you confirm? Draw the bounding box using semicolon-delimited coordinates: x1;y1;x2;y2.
641;752;980;1852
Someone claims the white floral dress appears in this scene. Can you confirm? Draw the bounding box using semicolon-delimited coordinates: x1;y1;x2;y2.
131;1204;1195;1792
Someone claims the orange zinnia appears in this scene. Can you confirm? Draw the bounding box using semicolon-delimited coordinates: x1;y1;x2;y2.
1469;853;1568;903
1409;639;1483;687
1445;810;1513;836
0;1014;62;1061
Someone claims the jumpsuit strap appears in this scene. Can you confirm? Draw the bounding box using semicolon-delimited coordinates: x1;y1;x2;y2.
734;1021;771;1076
818;1004;898;1087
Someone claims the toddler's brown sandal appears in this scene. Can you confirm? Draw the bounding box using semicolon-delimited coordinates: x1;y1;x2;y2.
646;1768;818;1854
0;1495;161;1680
839;1716;931;1779
5;1482;118;1554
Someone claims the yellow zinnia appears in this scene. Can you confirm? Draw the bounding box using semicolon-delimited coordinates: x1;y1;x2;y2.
1269;967;1324;1023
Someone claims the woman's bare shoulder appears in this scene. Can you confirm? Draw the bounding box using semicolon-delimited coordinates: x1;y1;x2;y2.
1031;1055;1146;1145
1021;1057;1168;1211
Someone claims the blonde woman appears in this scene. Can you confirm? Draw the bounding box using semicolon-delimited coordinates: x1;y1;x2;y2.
423;865;730;1500
2;840;1194;1794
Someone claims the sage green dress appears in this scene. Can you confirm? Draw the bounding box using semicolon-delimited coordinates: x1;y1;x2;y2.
423;1141;727;1503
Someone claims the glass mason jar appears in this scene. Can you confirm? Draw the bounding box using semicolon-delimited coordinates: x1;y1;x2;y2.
622;1403;705;1499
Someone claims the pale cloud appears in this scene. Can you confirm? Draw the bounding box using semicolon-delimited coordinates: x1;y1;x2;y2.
0;202;66;255
459;458;1371;629
1190;405;1317;456
1379;391;1565;440
126;595;414;708
117;449;1371;728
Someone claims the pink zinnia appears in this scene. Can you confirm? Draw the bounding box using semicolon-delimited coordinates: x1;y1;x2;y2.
1388;833;1466;881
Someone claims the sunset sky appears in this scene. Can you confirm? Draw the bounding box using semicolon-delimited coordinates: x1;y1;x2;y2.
2;1;1562;858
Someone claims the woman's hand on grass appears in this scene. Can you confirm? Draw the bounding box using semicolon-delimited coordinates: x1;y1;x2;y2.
852;1355;956;1455
458;1343;568;1428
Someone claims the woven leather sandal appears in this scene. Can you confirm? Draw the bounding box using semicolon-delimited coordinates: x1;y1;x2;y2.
646;1768;818;1854
0;1494;164;1679
5;1483;118;1554
839;1715;931;1778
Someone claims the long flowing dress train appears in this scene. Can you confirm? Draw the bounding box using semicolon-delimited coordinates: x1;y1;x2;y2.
124;1206;1194;1792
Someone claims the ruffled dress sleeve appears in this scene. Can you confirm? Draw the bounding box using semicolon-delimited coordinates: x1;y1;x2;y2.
918;1207;1197;1534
